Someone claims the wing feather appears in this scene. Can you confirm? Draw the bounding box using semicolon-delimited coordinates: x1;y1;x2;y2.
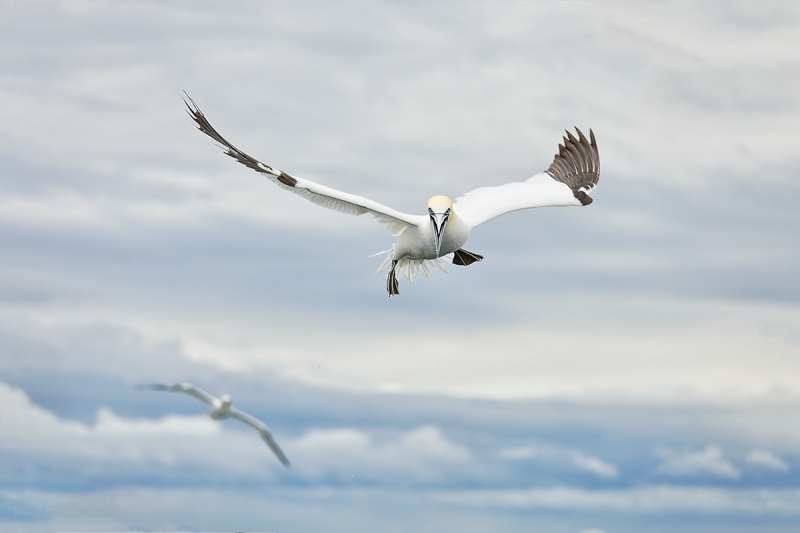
454;128;600;228
185;95;424;236
137;383;218;406
229;407;290;466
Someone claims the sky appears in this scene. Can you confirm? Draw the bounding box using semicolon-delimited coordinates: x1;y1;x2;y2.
1;1;800;532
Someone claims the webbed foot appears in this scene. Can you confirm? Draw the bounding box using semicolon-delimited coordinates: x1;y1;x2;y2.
452;249;483;266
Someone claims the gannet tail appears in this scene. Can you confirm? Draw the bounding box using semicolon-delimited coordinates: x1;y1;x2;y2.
387;260;400;296
374;245;451;296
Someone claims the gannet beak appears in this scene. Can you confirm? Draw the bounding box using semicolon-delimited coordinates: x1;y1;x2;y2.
429;210;450;256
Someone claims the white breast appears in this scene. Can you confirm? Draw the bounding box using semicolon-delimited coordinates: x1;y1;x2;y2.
393;212;470;260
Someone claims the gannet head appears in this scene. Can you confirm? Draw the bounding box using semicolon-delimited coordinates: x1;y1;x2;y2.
209;394;233;420
427;195;453;256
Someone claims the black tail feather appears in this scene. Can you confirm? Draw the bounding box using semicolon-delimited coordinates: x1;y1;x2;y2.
387;260;400;296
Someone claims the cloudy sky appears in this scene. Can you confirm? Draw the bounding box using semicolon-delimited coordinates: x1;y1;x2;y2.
1;1;800;532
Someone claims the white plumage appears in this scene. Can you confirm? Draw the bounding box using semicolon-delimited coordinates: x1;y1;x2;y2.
185;95;600;295
139;382;290;466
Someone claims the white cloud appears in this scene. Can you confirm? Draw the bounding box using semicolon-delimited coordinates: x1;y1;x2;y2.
655;445;740;479
745;449;790;473
2;2;800;529
0;382;469;482
572;453;619;479
289;425;471;481
759;321;800;348
7;485;800;533
0;381;265;471
3;0;800;408
499;443;618;479
8;292;800;405
434;486;800;514
498;445;545;460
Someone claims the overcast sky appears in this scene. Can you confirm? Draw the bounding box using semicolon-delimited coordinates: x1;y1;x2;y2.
2;2;800;532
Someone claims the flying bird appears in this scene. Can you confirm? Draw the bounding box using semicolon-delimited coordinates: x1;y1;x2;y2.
185;94;600;295
138;382;290;466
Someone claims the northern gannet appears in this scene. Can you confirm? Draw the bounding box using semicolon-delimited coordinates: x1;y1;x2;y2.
185;95;600;295
138;383;290;466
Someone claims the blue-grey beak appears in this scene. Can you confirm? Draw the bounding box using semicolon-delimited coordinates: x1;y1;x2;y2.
430;210;449;256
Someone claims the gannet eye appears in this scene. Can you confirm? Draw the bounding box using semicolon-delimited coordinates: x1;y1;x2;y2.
428;208;434;215
445;208;451;215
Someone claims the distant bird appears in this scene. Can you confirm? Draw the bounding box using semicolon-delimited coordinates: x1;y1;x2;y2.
185;94;600;295
138;383;289;466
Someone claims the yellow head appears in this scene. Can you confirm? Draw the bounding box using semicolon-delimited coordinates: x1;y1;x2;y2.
427;195;453;213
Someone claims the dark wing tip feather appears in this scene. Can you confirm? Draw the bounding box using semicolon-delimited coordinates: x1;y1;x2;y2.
261;432;291;466
183;93;297;187
136;383;173;391
545;127;600;206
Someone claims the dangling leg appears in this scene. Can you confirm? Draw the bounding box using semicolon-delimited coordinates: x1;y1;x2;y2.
387;260;400;296
452;248;484;266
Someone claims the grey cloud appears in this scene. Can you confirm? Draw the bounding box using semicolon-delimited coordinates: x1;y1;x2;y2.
745;450;790;473
7;485;800;533
498;443;619;480
1;382;473;486
2;2;800;532
654;445;740;479
433;485;800;514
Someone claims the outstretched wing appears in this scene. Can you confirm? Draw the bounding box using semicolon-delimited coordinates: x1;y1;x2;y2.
185;95;425;236
454;128;600;229
138;383;217;406
229;407;291;466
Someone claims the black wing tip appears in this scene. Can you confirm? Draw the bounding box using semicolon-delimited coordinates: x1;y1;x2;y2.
182;93;298;188
136;383;173;391
181;93;217;137
260;433;291;466
182;92;203;115
136;382;193;392
545;126;600;204
182;92;203;123
277;171;298;187
571;126;597;150
574;190;593;206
